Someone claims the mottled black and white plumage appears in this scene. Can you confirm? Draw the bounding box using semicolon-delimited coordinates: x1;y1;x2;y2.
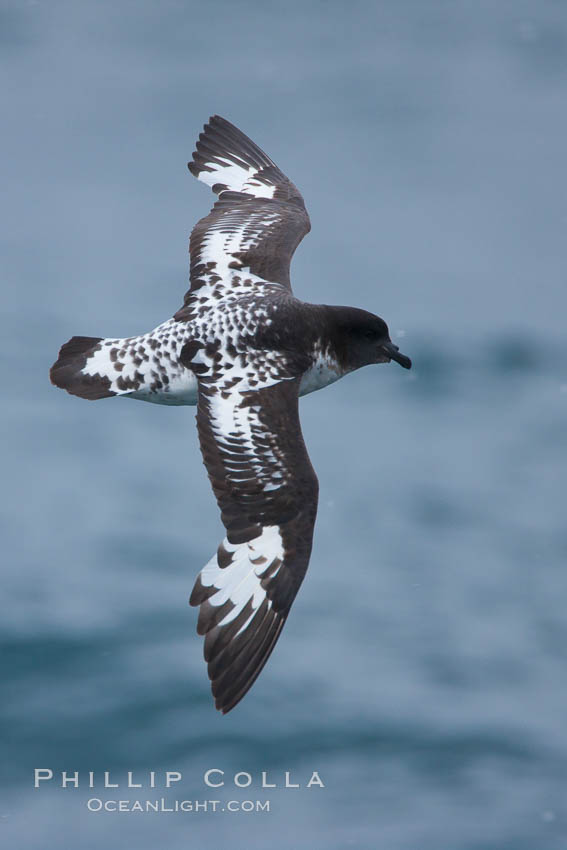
50;115;411;714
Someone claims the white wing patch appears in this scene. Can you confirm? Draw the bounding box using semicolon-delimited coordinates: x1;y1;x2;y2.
195;157;277;200
197;527;284;636
200;210;280;276
210;394;278;477
189;210;284;307
197;215;281;297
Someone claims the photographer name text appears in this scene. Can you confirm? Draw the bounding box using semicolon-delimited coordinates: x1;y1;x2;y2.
34;769;325;790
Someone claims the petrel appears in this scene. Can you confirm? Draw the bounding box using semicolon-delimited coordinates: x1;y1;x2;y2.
50;116;411;713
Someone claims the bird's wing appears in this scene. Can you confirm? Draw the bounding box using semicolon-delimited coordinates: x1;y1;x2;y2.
189;355;318;714
177;115;310;316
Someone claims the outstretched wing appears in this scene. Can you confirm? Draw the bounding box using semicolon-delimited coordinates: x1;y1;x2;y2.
190;371;318;714
179;115;310;312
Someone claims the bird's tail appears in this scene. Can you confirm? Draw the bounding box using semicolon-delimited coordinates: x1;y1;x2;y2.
50;320;195;403
50;335;119;400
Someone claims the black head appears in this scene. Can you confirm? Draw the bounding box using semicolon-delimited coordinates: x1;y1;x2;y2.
328;306;412;372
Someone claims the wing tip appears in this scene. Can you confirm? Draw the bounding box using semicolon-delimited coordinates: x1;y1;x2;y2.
190;537;289;713
207;614;286;714
187;114;281;196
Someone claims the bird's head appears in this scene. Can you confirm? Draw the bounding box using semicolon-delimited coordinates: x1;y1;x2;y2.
329;307;412;373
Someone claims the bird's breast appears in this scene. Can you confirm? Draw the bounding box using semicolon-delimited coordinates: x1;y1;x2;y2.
299;349;342;397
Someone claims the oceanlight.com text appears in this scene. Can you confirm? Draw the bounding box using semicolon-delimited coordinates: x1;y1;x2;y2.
86;798;270;813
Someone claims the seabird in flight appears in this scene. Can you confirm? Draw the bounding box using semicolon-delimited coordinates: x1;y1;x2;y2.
50;115;411;713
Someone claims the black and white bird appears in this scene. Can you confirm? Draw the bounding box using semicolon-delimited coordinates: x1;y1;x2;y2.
50;116;411;714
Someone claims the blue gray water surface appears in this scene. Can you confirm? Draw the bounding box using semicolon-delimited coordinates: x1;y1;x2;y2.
2;1;567;848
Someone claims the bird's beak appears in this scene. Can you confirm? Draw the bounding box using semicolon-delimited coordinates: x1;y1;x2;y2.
381;341;412;369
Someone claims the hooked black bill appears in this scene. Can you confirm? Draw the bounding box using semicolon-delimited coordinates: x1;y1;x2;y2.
382;341;412;370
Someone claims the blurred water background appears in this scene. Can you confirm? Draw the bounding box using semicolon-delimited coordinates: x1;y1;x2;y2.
2;1;567;848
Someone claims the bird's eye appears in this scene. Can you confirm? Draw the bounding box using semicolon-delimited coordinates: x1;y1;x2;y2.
364;330;376;340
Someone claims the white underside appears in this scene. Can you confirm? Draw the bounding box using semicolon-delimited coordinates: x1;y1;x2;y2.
127;378;199;405
122;354;341;406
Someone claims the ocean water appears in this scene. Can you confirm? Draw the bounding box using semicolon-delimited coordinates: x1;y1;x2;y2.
2;1;567;848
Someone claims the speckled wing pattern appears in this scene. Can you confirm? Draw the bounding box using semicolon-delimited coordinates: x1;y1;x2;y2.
191;376;318;714
178;114;311;313
184;116;318;712
49;318;196;403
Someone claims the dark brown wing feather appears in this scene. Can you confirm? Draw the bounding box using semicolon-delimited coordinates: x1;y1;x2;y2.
181;116;310;307
190;377;318;713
